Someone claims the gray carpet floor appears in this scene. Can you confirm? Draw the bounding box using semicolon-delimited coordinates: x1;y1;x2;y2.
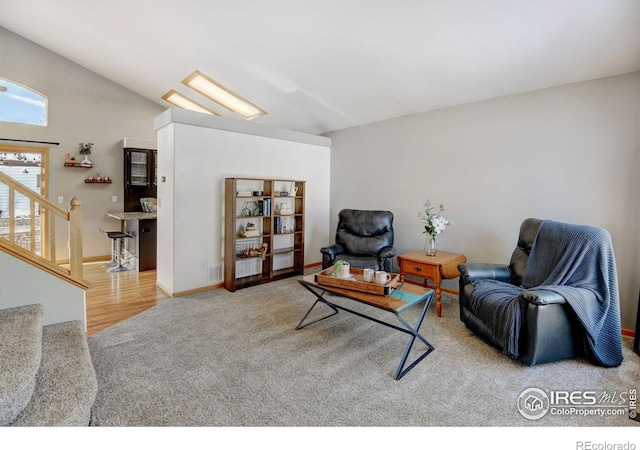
88;273;640;427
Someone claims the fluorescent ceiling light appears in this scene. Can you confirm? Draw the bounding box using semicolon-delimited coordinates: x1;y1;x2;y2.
161;90;218;115
183;70;266;120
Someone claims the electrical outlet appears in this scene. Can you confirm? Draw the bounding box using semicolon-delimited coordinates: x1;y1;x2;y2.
112;195;118;203
200;261;207;272
57;196;63;204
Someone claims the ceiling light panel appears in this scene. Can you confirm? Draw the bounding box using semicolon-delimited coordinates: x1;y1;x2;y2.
183;70;266;120
161;90;218;115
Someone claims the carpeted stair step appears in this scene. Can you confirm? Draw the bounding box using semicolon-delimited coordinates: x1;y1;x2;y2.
0;304;44;426
11;320;98;426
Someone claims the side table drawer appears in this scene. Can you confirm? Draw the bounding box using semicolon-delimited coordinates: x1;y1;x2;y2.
401;261;438;280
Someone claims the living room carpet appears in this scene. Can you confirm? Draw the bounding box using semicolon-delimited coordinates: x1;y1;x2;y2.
88;272;640;427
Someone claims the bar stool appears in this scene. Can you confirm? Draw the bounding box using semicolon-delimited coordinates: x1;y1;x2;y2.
100;228;118;268
99;228;134;273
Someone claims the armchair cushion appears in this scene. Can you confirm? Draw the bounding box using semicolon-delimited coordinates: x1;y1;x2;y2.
319;243;343;260
378;245;396;261
336;209;394;255
508;218;542;286
458;263;511;283
520;289;568;306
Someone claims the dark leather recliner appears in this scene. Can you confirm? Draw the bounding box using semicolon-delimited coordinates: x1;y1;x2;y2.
458;218;583;365
320;209;396;272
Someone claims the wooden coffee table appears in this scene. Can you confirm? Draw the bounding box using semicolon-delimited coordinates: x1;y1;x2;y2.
396;250;467;318
297;274;434;380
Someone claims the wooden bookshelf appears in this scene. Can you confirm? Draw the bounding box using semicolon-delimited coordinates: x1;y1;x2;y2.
224;177;305;292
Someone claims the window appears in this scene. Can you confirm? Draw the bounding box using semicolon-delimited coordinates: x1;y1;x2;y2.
0;78;47;126
0;145;48;253
0;148;46;201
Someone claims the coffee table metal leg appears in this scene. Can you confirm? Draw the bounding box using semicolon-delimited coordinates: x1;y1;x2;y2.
295;285;339;330
394;293;434;380
296;280;435;380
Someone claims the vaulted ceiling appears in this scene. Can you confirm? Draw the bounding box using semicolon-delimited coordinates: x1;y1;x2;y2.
1;0;639;135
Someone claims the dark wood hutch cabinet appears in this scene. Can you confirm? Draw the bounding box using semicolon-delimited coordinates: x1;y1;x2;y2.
120;142;158;271
124;147;157;211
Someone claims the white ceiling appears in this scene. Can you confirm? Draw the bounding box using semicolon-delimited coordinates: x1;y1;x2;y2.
1;0;639;135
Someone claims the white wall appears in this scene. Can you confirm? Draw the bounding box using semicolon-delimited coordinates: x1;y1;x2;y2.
155;109;331;295
0;26;164;259
329;72;640;330
0;252;86;329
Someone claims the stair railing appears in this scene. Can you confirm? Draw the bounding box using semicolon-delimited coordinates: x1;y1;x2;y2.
0;171;84;281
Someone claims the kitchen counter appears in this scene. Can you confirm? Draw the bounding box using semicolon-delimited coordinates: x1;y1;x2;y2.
107;211;157;221
107;211;157;271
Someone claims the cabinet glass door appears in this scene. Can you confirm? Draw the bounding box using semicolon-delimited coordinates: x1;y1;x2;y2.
153;151;157;187
130;151;148;186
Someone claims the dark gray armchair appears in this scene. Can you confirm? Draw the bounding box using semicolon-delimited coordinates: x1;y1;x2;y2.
320;209;396;272
458;217;623;367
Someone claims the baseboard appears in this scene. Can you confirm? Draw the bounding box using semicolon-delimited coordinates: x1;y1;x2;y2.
156;280;224;298
304;261;322;269
85;255;112;263
155;280;172;297
622;328;635;338
57;255;111;264
157;264;320;297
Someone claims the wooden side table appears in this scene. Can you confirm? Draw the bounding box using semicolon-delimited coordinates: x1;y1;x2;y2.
396;250;467;317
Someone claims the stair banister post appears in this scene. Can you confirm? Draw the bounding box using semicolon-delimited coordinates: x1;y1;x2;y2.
68;196;83;279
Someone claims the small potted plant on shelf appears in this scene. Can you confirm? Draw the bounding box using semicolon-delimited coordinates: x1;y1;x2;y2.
78;142;93;167
332;259;351;278
243;222;260;237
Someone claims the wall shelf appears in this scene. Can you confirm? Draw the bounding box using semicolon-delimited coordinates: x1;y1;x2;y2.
84;179;112;184
64;162;92;168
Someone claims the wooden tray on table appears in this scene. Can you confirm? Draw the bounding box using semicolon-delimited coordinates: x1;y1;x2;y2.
314;266;400;296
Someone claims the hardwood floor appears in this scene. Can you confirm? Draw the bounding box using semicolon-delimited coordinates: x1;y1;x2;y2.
83;261;172;337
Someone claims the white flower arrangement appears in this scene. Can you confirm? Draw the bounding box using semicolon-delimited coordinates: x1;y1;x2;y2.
418;199;451;236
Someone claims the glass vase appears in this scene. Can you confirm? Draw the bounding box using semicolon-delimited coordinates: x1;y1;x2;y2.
425;235;437;256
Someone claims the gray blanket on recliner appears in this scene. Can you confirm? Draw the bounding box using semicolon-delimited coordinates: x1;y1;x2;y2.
469;220;623;367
